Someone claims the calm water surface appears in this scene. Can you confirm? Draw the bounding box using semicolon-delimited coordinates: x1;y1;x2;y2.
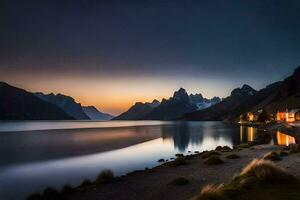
0;121;294;200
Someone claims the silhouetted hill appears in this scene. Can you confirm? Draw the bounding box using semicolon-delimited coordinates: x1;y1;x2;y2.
82;106;114;120
261;66;300;112
226;82;282;120
0;82;74;120
182;84;257;121
113;100;160;120
35;93;90;120
183;66;300;121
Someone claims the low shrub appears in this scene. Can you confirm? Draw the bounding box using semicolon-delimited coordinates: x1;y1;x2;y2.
194;159;299;200
263;151;281;161
175;153;184;157
239;159;296;183
226;154;240;159
80;179;92;187
215;146;232;152
158;158;165;162
204;156;224;165
172;157;188;166
96;169;115;184
196;184;225;200
169;177;189;185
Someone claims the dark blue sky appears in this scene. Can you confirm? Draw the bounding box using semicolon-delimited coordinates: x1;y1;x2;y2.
1;0;300;114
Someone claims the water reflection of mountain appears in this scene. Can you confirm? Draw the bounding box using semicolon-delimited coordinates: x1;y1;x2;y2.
161;122;241;152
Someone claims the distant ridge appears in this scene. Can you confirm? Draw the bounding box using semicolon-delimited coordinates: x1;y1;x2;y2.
82;106;114;120
0;82;74;120
35;93;90;120
113;100;160;120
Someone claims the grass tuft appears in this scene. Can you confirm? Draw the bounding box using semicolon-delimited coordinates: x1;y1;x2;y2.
194;159;299;200
204;156;224;165
172;157;188;166
215;146;232;152
240;159;296;183
196;184;225;200
96;169;115;184
263;151;281;161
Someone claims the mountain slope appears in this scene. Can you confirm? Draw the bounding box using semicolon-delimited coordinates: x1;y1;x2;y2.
113;100;160;120
182;85;257;121
82;106;114;120
35;93;90;120
262;66;300;112
0;82;74;120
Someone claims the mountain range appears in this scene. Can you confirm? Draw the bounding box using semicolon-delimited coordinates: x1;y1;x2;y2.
183;66;300;121
1;66;300;121
113;88;221;120
0;82;113;120
0;82;74;120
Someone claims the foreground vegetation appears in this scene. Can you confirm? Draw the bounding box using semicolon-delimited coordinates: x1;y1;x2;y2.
195;159;300;200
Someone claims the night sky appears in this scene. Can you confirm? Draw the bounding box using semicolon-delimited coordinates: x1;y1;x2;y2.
1;0;300;114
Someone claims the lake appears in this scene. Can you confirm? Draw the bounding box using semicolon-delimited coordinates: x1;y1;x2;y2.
0;120;292;200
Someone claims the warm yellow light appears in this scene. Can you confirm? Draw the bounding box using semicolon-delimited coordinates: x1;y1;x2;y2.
247;127;254;141
276;131;296;146
240;126;243;142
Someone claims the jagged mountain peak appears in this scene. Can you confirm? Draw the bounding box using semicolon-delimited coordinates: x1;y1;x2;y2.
173;88;190;102
190;93;204;102
231;84;256;97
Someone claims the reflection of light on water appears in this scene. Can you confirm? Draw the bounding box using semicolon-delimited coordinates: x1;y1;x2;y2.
240;126;243;142
240;126;256;142
276;131;296;146
247;127;254;142
0;121;238;200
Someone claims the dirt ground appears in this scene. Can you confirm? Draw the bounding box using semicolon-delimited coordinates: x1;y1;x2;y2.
61;145;286;200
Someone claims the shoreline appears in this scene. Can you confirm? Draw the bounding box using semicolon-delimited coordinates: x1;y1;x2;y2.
29;142;289;200
26;121;300;200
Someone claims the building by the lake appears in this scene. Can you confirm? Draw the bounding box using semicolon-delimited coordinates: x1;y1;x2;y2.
276;109;300;122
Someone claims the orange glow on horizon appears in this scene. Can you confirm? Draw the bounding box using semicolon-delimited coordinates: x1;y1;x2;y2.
1;74;230;115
